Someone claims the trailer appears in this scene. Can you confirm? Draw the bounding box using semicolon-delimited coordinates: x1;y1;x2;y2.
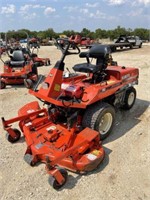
109;35;142;52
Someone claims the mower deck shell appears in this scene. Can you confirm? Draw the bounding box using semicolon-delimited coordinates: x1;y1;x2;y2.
2;101;104;173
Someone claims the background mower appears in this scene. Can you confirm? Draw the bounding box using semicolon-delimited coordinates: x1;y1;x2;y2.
0;47;38;89
2;39;139;189
28;38;51;66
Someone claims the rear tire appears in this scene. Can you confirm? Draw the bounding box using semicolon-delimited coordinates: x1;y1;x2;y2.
82;102;115;140
122;87;136;110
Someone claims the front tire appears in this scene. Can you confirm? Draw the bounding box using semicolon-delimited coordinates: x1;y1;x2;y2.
82;102;115;140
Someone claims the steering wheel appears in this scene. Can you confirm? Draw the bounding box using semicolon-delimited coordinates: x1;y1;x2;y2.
56;38;80;56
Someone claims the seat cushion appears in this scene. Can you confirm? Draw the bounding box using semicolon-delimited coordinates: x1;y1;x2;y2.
73;63;100;73
10;60;25;67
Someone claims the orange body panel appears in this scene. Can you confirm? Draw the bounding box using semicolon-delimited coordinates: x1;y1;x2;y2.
30;65;139;108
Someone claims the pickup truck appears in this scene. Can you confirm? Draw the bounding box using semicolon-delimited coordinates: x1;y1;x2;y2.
109;35;143;51
125;36;143;48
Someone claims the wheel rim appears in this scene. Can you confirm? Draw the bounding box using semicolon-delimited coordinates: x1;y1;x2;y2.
128;92;135;106
98;113;113;135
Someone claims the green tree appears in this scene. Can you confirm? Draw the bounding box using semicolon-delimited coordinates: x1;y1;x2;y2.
81;28;91;37
133;28;149;40
95;29;108;39
61;30;76;37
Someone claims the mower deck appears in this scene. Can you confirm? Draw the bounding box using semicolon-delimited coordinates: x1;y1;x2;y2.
2;100;104;188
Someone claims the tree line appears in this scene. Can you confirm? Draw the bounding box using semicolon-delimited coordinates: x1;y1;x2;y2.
0;26;149;41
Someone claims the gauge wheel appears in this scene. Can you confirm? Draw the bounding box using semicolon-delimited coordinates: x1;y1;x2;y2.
0;81;6;89
48;168;68;190
82;102;115;140
122;87;136;110
6;128;21;143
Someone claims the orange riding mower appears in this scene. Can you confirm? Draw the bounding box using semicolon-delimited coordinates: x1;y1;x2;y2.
2;39;139;189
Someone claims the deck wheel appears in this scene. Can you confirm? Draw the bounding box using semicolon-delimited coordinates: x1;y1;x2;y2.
48;168;68;190
6;128;21;143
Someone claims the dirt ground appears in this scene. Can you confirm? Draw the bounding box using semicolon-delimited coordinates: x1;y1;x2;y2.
0;44;150;200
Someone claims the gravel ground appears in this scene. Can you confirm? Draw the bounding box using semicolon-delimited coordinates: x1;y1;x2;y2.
0;44;150;200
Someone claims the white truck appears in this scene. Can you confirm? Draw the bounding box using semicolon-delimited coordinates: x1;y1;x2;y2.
125;35;143;48
110;35;143;51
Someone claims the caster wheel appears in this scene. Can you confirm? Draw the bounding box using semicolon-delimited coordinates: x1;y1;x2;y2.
48;168;68;190
24;154;36;166
6;129;21;143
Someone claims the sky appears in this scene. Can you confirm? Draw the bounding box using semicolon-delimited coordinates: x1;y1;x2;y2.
0;0;150;33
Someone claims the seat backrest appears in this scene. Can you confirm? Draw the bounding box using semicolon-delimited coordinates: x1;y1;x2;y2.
79;44;111;69
89;44;111;58
12;50;25;61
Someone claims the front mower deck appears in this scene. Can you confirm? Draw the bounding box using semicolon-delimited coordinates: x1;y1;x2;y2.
2;101;104;188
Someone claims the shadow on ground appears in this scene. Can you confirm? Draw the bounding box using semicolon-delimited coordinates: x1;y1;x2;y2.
104;98;150;144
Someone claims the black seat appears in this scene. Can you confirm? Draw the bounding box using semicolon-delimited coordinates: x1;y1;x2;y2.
10;50;25;67
73;44;111;73
73;63;100;73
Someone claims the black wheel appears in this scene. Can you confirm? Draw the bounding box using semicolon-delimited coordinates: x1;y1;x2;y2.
139;43;142;48
48;168;68;190
130;45;133;49
0;81;6;89
122;87;136;110
6;128;21;143
82;102;115;140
